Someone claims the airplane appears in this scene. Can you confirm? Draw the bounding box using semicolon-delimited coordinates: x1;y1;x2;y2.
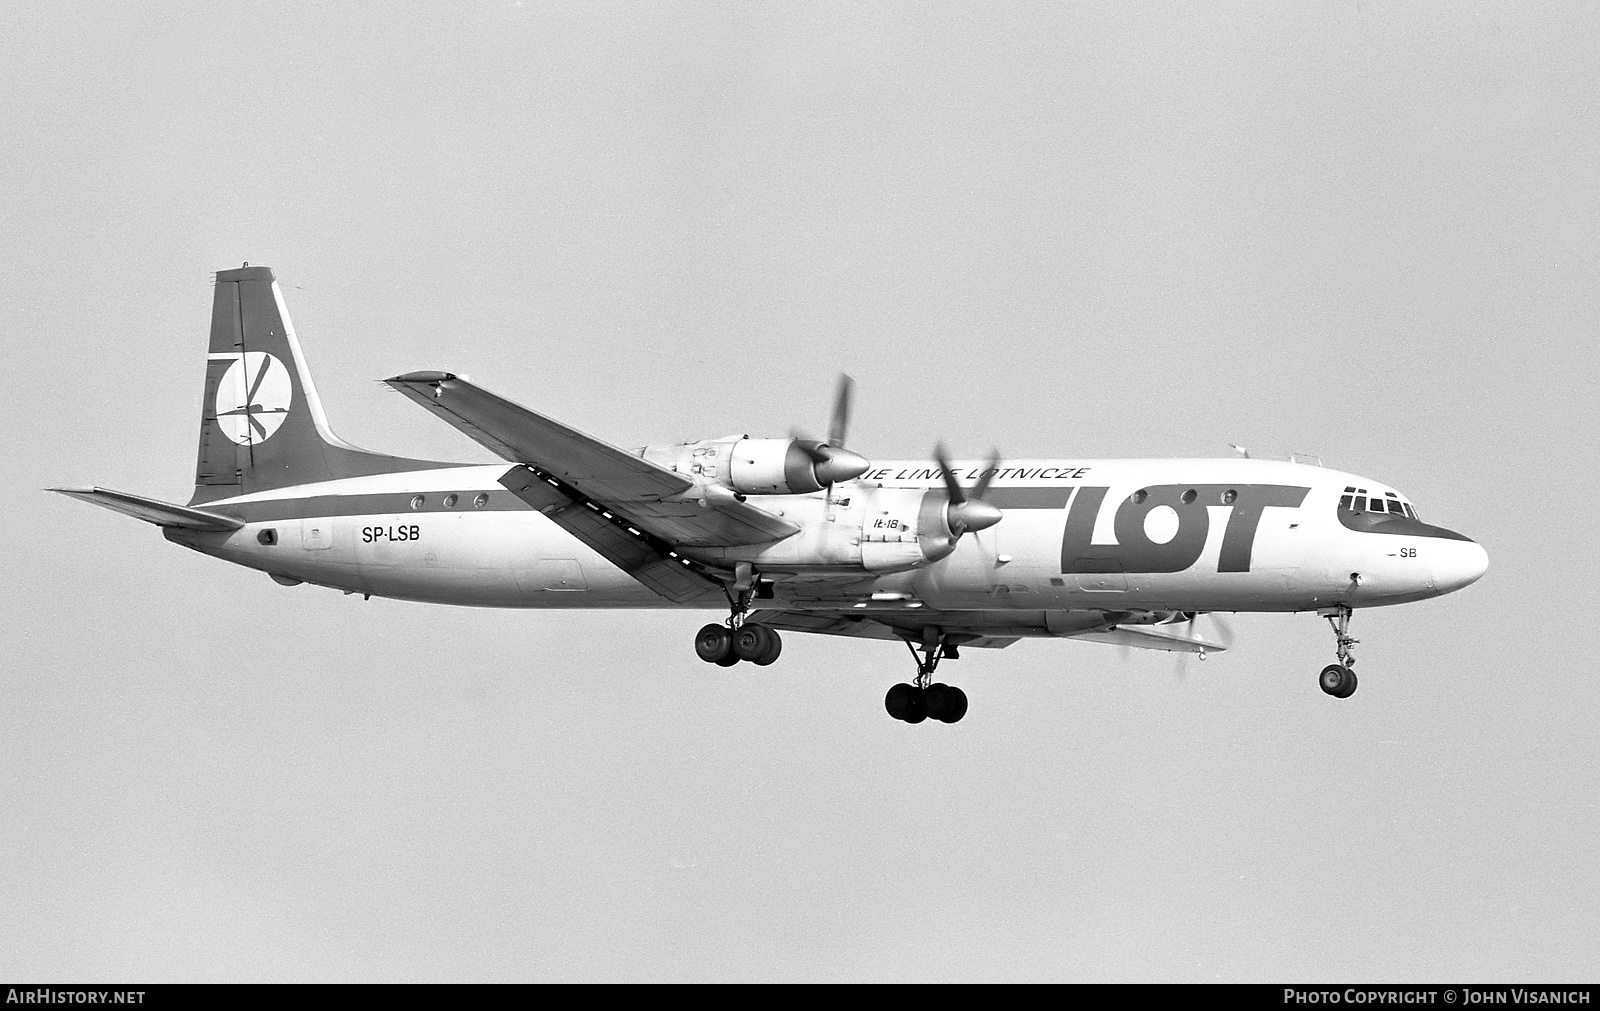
52;264;1489;724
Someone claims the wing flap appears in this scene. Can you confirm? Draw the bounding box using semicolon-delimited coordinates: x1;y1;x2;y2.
50;487;244;531
498;467;724;605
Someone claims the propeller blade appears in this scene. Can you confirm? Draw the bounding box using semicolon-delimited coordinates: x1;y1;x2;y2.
1209;612;1235;648
933;443;966;504
970;448;1002;501
827;374;854;448
791;434;827;463
1174;614;1196;679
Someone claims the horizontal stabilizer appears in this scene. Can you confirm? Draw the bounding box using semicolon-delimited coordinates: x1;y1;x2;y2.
49;487;244;532
1070;622;1225;654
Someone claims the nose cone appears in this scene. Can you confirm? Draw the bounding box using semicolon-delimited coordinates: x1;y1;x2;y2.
1431;538;1488;594
813;446;870;485
948;498;1003;535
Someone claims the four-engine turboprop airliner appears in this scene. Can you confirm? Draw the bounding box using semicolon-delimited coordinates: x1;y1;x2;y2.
53;265;1488;724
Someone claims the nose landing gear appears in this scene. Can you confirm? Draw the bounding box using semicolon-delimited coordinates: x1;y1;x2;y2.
886;630;968;724
1318;606;1360;698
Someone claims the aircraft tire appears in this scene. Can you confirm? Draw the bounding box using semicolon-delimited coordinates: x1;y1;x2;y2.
1320;664;1359;698
941;686;969;723
884;683;916;721
753;628;782;667
696;623;734;664
1318;664;1346;697
734;624;773;663
925;683;960;723
715;652;742;667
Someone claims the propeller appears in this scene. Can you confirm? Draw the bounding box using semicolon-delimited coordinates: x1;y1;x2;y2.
1172;612;1235;679
933;443;1004;537
792;374;869;488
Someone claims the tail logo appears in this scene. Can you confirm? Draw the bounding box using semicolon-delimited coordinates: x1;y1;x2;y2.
214;351;292;445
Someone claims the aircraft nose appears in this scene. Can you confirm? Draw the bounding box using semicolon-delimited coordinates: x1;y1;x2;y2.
1431;538;1488;594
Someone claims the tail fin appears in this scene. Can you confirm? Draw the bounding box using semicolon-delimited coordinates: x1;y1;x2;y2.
192;264;442;504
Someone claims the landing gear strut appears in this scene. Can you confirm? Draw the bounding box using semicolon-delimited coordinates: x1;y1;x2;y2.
694;566;782;668
1318;606;1359;699
885;628;968;724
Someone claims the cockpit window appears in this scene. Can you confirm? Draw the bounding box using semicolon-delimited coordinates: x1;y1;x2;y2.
1336;486;1421;520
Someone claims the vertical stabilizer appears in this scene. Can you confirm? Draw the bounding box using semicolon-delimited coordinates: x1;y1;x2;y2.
192;264;441;503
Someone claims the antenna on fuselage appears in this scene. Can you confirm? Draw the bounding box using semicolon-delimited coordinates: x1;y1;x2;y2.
1228;444;1250;459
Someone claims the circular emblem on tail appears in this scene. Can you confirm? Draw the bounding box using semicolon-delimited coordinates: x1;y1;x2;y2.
216;352;291;445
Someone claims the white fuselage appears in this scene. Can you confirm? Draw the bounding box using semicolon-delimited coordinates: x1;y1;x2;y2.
166;457;1488;624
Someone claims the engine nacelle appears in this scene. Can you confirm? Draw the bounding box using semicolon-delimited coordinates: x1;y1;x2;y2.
696;484;991;576
643;437;869;496
858;487;967;572
729;438;827;495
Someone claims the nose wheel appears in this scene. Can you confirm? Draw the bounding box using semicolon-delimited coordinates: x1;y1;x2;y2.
1319;663;1358;698
886;630;968;724
1318;606;1360;698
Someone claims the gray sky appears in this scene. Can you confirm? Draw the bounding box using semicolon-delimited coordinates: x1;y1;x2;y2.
3;1;1597;982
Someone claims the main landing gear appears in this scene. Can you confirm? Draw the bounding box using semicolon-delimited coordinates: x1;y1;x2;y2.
885;630;968;724
1318;605;1359;699
694;568;783;668
695;620;782;667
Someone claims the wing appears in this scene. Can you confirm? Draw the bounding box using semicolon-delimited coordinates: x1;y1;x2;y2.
386;372;798;547
49;487;244;532
1068;622;1225;654
754;609;1022;650
755;608;1221;653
